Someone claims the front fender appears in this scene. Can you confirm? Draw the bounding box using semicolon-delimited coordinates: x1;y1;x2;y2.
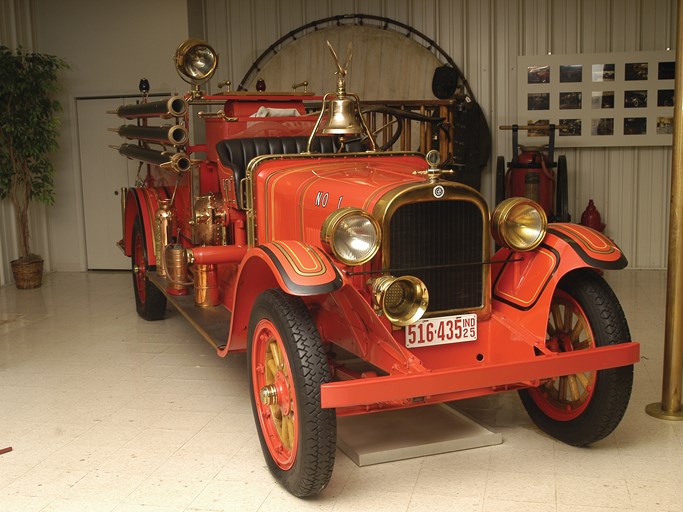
123;187;171;265
221;241;343;354
491;223;627;339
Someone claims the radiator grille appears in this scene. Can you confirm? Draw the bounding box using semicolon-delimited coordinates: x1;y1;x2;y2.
389;200;484;313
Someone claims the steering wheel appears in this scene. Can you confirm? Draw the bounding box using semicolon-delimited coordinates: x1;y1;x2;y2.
351;107;446;151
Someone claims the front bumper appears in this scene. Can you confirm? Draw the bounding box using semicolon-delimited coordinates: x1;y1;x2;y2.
320;342;640;409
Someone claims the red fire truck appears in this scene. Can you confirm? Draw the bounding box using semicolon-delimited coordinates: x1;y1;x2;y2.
112;39;639;497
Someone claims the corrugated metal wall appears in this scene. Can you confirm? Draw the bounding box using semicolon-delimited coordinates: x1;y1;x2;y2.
205;0;677;269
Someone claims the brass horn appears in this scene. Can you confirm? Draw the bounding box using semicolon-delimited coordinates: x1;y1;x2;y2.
108;96;188;119
111;124;189;146
369;275;429;326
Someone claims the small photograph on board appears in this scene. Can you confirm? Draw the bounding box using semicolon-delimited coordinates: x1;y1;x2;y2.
624;90;648;108
592;118;614;136
625;62;648;80
528;92;550;110
559;92;582;109
657;117;673;134
658;89;674;107
528;65;550;83
624;117;647;135
658;61;675;80
592;91;615;109
592;64;615;82
559;119;581;136
560;64;582;83
527;119;550;137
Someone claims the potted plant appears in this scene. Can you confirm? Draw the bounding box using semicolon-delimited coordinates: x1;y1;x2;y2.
0;46;67;289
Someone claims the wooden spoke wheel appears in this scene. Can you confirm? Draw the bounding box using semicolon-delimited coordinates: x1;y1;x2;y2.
252;317;299;470
247;289;336;497
530;289;596;421
519;270;634;446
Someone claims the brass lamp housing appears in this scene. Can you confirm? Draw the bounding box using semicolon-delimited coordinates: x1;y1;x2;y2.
320;207;381;266
370;275;429;326
174;39;218;86
491;197;548;251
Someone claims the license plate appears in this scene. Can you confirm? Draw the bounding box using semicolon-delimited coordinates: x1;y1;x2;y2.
405;313;478;348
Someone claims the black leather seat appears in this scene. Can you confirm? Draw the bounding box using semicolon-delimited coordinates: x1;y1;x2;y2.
216;136;336;183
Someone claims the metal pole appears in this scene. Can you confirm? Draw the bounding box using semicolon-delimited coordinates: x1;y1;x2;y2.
646;0;683;421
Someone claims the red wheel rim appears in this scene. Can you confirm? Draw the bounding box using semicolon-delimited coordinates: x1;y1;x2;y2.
529;290;597;421
251;319;298;470
133;230;146;303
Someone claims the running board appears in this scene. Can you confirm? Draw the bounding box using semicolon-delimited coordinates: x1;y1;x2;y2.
148;273;230;350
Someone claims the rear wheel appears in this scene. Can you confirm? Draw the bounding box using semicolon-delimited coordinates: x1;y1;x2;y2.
247;289;336;497
132;218;166;321
518;270;633;446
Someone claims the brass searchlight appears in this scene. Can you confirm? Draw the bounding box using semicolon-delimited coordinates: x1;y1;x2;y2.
174;39;218;98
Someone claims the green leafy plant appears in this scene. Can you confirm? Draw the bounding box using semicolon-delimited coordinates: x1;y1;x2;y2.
0;46;68;263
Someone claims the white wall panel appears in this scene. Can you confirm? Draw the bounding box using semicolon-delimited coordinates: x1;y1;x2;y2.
0;0;676;280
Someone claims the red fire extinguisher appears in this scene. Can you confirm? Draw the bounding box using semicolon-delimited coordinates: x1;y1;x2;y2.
506;148;556;217
496;124;570;222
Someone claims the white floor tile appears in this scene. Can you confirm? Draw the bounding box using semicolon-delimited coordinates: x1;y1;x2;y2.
0;269;679;511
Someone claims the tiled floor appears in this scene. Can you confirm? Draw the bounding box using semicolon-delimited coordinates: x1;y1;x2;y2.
0;269;681;511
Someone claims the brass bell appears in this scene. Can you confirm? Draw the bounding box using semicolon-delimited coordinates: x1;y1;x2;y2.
322;97;363;135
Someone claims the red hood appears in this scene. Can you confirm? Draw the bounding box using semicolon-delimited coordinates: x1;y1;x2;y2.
251;153;430;245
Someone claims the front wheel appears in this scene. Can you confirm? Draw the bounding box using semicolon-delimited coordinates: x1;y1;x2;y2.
247;289;336;497
518;270;633;446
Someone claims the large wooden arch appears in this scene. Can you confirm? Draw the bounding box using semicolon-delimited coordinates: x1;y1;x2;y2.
241;22;448;101
238;15;489;190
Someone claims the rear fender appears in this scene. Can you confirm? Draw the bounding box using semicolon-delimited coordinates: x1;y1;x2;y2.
491;223;628;339
123;187;171;265
221;241;343;354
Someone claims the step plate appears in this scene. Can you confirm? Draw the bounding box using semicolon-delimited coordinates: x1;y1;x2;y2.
148;273;230;350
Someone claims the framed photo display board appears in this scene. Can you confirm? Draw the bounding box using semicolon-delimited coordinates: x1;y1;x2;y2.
517;51;675;147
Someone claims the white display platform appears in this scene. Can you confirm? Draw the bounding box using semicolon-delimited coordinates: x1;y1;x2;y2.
337;403;502;467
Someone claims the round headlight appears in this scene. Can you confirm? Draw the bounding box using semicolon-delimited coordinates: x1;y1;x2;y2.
174;39;218;84
491;198;547;251
321;207;381;265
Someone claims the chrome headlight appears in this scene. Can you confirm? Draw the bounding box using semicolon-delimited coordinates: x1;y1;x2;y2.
491;198;547;251
321;207;381;265
174;39;218;84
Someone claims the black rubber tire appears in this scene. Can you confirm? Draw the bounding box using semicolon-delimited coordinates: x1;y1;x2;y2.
519;270;633;446
495;156;506;206
247;289;336;498
131;218;167;321
555;155;570;222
